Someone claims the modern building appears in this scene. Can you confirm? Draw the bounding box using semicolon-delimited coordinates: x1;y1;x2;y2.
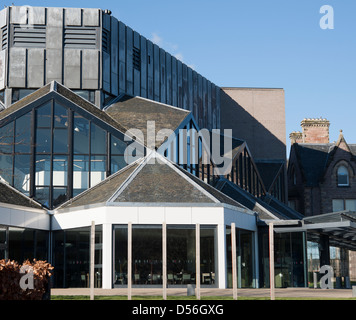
220;88;287;204
1;5;346;291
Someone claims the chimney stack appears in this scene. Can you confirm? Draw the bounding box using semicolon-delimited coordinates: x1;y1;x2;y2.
289;131;303;144
300;118;330;143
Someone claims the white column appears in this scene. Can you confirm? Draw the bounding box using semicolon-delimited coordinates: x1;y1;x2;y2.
102;223;113;289
162;222;167;300
217;223;226;289
196;223;201;300
269;223;275;300
231;223;237;300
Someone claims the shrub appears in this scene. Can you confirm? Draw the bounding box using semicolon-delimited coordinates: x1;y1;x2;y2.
0;259;53;300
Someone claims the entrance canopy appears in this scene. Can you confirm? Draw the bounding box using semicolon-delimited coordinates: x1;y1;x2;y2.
272;211;356;251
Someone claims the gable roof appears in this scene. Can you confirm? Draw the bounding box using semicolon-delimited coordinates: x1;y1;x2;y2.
291;143;335;187
58;151;250;211
215;178;303;221
105;95;191;149
0;81;128;135
0;179;43;210
255;161;284;191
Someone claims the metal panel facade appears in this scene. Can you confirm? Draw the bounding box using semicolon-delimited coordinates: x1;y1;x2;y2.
1;6;220;130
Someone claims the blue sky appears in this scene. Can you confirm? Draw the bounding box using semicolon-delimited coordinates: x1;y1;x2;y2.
9;0;356;155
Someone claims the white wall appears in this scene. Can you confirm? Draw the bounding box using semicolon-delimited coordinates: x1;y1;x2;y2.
0;202;49;230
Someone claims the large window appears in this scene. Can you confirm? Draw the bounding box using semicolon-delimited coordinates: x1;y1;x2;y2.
226;226;255;288
113;224;217;287
332;199;356;212
0;98;135;208
337;165;349;186
52;226;102;288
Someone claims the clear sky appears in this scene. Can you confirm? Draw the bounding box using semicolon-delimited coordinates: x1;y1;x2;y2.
7;0;356;156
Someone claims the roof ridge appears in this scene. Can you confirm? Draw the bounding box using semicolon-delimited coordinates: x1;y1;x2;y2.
107;153;150;202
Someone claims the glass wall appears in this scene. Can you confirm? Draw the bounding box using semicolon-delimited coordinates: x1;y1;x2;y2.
133;226;162;285
258;228;306;288
0;227;49;263
113;224;217;287
52;226;102;288
0;97;135;208
226;226;255;288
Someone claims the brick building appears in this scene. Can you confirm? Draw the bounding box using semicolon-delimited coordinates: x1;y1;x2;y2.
288;118;356;283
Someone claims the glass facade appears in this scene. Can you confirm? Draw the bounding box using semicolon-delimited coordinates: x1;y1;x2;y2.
52;226;102;288
113;225;217;287
258;228;306;288
0;97;134;208
226;226;255;288
0;226;48;262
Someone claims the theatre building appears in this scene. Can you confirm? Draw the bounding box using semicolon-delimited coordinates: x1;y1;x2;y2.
0;5;335;290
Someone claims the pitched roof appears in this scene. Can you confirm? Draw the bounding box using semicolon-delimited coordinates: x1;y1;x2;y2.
105;95;190;149
0;81;128;135
292;143;335;187
58;151;250;210
0;179;43;209
291;131;356;187
215;178;303;221
255;161;284;191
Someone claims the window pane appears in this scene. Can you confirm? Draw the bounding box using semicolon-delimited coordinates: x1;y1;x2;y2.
73;155;89;194
91;123;106;154
14;155;31;195
111;135;127;155
73;113;89;154
0;154;13;184
53;187;67;207
36;128;51;153
332;199;344;212
132;227;162;285
35;186;50;208
15;113;31;153
54;103;68;128
35;155;51;186
345;200;356;211
167;227;195;285
111;155;126;174
12;89;36;103
53;156;68;186
53;128;68;153
114;227;128;285
0;122;14;153
200;227;215;285
90;155;106;187
337;166;349;186
36;101;52;127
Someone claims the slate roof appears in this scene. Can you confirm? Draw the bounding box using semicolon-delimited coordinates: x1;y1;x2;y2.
255;161;284;191
215;178;303;221
105;95;190;149
58;152;250;211
292;143;337;187
0;179;43;209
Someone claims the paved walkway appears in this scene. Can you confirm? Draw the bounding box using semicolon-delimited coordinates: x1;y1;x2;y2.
51;287;355;299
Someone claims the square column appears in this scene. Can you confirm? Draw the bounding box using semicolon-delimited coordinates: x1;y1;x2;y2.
102;223;113;289
217;223;226;289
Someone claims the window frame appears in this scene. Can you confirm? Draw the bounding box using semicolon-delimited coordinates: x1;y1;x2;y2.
337;165;350;187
